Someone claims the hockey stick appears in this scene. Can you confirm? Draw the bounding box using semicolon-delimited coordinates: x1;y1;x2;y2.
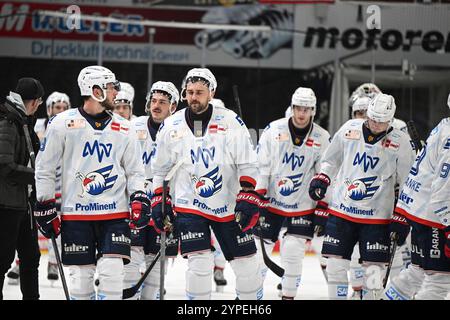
232;85;243;119
406;120;424;153
159;179;168;300
255;224;285;278
383;233;398;289
51;235;70;300
122;250;161;299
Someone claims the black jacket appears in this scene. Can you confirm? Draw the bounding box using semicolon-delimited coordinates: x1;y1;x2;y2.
0;98;40;210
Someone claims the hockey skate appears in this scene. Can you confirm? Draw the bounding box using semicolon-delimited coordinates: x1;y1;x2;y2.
277;283;282;297
214;267;227;293
350;289;362;300
47;262;59;285
7;263;20;286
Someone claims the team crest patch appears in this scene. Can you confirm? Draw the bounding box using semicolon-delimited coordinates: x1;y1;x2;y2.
344;129;361;140
275;132;289;142
66;119;86;129
192;166;222;198
136;130;148;140
76;165;118;197
277;173;303;196
344;176;379;201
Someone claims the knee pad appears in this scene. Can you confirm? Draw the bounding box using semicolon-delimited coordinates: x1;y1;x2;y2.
68;264;95;300
415;272;450;300
383;264;424;300
230;255;263;300
280;235;306;298
255;237;275;281
141;254;161;300
97;257;124;300
361;263;386;300
123;247;145;300
326;258;350;300
186;252;214;300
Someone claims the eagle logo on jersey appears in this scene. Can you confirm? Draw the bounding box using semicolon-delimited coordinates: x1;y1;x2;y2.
192;166;222;198
345;176;379;201
277;173;303;196
76;165;118;197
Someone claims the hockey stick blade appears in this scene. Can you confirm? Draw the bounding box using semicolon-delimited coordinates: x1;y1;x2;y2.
122;250;161;299
406;120;424;152
255;226;285;278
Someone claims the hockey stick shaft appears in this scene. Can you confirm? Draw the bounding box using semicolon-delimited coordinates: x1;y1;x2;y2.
383;233;398;289
232;85;243;119
122;250;161;299
255;226;285;278
51;235;70;300
159;180;169;300
406;120;424;152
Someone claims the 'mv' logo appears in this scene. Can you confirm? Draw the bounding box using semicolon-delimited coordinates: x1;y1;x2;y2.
191;147;215;168
82;141;112;163
353;152;379;172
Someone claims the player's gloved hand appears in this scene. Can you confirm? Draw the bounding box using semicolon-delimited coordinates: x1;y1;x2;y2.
389;212;410;246
34;199;61;239
309;173;331;201
151;188;175;233
444;226;450;259
235;190;261;232
313;201;329;236
129;191;151;230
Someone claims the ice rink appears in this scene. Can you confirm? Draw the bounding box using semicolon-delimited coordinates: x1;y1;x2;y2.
3;240;329;300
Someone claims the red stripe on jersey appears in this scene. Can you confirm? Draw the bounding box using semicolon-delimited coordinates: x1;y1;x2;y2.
61;212;129;221
267;207;315;217
328;208;390;224
395;207;445;229
174;206;235;222
239;176;256;188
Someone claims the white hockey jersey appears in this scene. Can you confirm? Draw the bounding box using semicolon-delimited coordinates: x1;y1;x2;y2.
151;106;258;222
320;119;415;224
396;118;450;228
35;108;146;221
256;118;330;216
131;116;156;196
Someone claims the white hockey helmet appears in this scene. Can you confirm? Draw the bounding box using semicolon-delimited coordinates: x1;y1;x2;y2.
146;81;180;113
77;65;120;102
353;83;381;98
45;91;71;117
184;68;217;92
210;98;225;109
114;82;135;108
367;93;396;123
351;96;371;114
291;87;316;116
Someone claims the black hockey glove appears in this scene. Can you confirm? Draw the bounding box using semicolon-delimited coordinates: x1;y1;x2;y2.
151;188;175;233
389;212;410;246
235;190;262;232
313;201;329;236
34;199;61;239
309;173;330;201
129;191;151;230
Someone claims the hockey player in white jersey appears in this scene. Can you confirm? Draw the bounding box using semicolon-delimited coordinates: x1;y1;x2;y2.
126;81;180;300
151;68;263;300
309;93;415;300
383;93;450;300
34;66;149;300
113;82;136;121
255;87;330;300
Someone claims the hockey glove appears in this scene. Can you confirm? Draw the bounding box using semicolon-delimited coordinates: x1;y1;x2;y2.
444;226;450;259
235;190;261;232
389;212;410;246
34;199;61;239
129;191;151;230
314;201;329;236
309;173;331;201
151;188;175;233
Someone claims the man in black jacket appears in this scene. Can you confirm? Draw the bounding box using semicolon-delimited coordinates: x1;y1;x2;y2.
0;78;44;300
